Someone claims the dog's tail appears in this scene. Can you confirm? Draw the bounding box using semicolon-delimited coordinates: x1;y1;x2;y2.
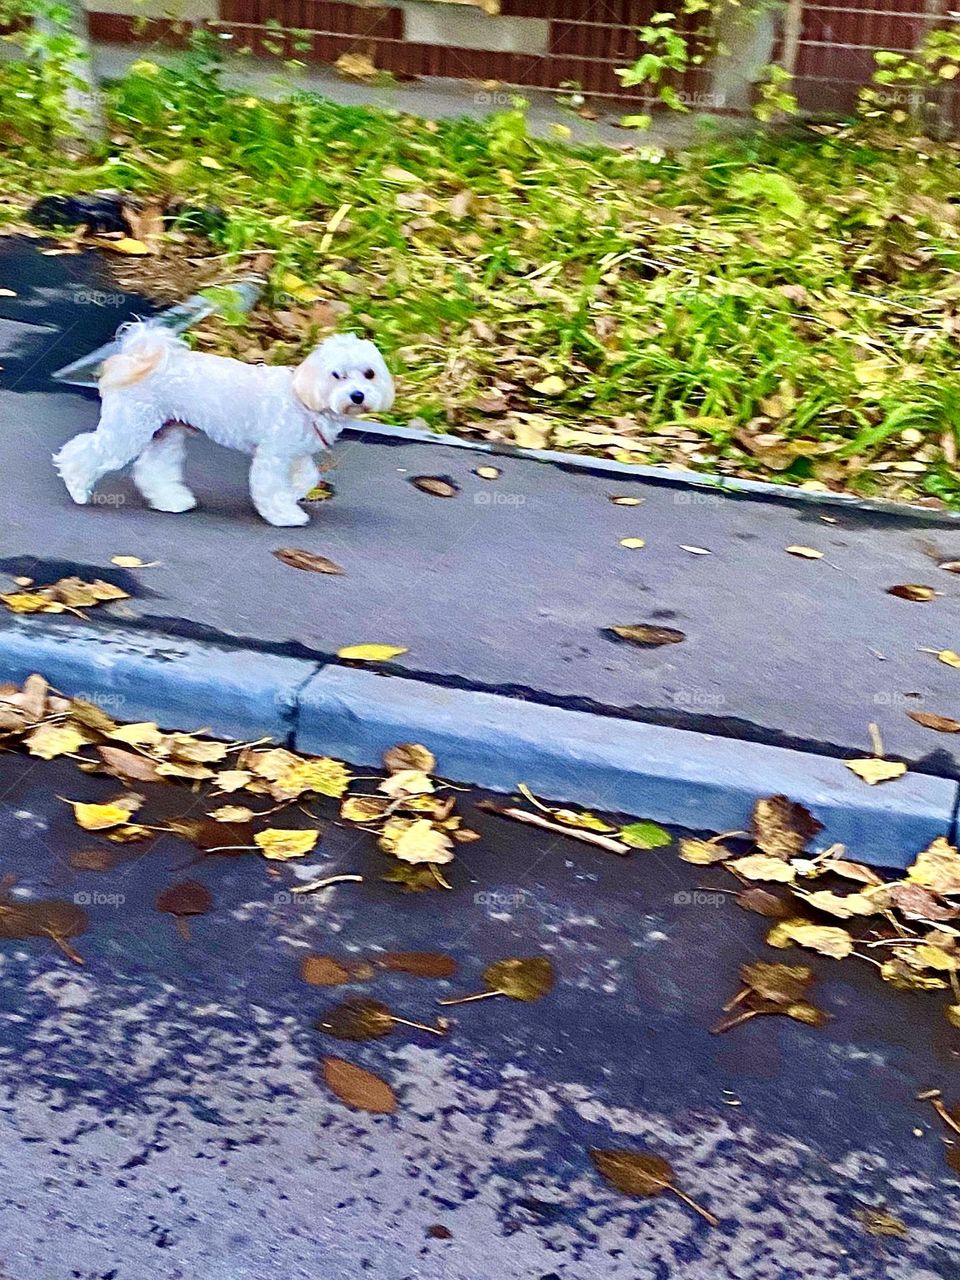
99;321;185;392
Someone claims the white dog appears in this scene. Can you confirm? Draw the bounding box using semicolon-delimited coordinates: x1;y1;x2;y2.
54;323;394;526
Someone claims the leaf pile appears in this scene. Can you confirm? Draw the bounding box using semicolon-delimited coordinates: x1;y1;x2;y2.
682;794;960;1028
0;575;129;617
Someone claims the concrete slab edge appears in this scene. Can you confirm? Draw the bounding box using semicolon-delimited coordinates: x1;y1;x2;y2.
0;621;953;868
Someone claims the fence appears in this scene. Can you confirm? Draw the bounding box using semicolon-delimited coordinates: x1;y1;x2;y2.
84;0;959;118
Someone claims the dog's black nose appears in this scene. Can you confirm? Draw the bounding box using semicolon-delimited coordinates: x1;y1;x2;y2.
350;390;365;405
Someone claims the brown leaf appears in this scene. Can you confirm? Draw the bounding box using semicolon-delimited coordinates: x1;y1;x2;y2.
908;710;960;733
155;880;212;932
383;743;437;774
381;863;447;892
589;1148;718;1226
679;837;733;865
96;744;165;784
322;1056;396;1114
318;996;443;1040
340;794;390;823
379;951;457;978
301;954;374;986
821;858;884;886
730;853;797;882
767;920;854;958
752;795;823;860
887;584;938;601
168;816;256;853
907;837;960;895
855;1208;908;1238
740;960;815;1004
410;476;459;498
0;898;87;963
881;881;957;922
607;624;686;648
736;887;792;918
273;548;345;575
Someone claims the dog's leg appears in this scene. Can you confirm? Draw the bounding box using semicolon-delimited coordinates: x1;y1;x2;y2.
249;448;310;526
291;455;321;501
54;403;161;505
132;425;197;513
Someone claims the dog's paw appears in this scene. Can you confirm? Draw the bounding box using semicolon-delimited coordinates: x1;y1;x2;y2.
149;486;197;514
264;507;311;527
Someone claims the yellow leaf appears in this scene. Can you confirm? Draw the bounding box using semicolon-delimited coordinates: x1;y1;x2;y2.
729;853;797;882
610;496;643;506
780;921;854;958
785;545;823;560
379;769;434;798
337;643;408;661
532;375;567;396
25;723;88;760
938;650;960;668
271;757;351;800
475;466;500;480
946;1004;960;1028
845;758;907;785
110;555;157;568
0;592;61;614
511;419;551;449
553;809;617;833
679;837;733;865
247;747;301;780
254;828;319;860
340;795;389;823
70;801;135;831
108;721;163;746
155;760;216;780
162;734;229;764
209;805;255;823
214;769;253;793
199;155;223;170
381;165;420;184
95;237;151;256
393;819;454;865
803;889;879;918
913;943;959;971
906;836;960;894
619;538;646;550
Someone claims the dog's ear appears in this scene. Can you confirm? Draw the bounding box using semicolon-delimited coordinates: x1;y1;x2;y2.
292;356;328;413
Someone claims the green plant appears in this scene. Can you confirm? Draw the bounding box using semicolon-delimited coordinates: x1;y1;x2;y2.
0;0;97;145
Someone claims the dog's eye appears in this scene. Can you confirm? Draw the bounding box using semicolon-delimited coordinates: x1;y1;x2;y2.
331;371;341;380
364;368;376;380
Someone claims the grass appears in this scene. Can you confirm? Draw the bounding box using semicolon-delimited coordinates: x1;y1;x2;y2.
4;39;960;505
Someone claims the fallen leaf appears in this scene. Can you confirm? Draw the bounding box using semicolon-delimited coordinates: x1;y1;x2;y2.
619;538;646;550
0;897;87;963
319;996;442;1040
410;475;459;498
946;1005;960;1029
440;957;554;1008
381;863;446;892
906;837;960;895
752;795;823;860
855;1208;908;1238
937;650;960;668
214;769;253;793
379;769;435;799
272;548;345;575
161;734;229;765
821;858;883;886
155;879;212;939
209;805;255;823
269;757;351;800
845;758;907;785
888;584;937;601
679;837;733;865
767;920;854;958
393;819;454;866
92;236;150;255
340;795;390;823
337;643;408;662
96;745;165;784
532;375;566;396
25;722;88;760
553;809;617;833
880;957;948;990
110;555;156;568
737;887;791;918
381;164;420;184
607;624;686;647
609;495;643;506
475;466;500;480
322;1056;396;1114
619;821;671;849
108;721;163;747
589;1149;717;1226
379;951;457;978
254;828;319;860
785;545;823;559
168;816;256;853
908;710;960;733
730;854;797;882
740;960;815;1003
70;800;138;831
301;954;372;986
680;545;711;555
803;889;879;918
912;943;959;971
383;743;436;774
881;881;958;921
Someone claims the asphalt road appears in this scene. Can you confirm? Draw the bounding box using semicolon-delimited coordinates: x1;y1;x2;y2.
0;751;957;1279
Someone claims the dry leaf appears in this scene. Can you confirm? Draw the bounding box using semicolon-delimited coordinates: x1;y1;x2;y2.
679;837;733;865
70;800;138;831
768;920;854;958
680;545;711;555
272;548;345;575
379;951;457;978
96;745;164;784
410;476;459;498
441;957;554;1007
25;723;88;760
384;743;436;774
607;624;686;647
214;769;253;793
155;879;212;939
110;555;155;568
737;887;791;918
881;881;958;921
880;957;948;990
752;795;823;860
108;721;163;746
908;710;960;733
888;584;937;601
620;538;646;550
803;889;879;918
855;1208;907;1238
319;996;442;1040
254;828;319;860
785;546;823;559
845;758;907;785
337;643;408;661
393;820;454;866
301;955;373;986
730;854;797;882
609;495;643;506
937;650;960;668
532;374;566;396
590;1149;717;1226
907;837;960;895
340;795;390;823
379;769;434;798
0;897;87;963
269;757;351;800
209;805;255;823
322;1056;396;1114
475;466;500;480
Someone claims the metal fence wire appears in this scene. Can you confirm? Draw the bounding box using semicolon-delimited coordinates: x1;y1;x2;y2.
85;0;960;118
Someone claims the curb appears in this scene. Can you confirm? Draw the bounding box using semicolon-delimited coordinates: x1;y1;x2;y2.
0;621;953;868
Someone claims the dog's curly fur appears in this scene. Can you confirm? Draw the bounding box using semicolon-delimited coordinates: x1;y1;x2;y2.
54;324;394;527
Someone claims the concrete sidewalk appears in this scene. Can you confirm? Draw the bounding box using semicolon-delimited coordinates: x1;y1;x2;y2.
2;237;960;862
